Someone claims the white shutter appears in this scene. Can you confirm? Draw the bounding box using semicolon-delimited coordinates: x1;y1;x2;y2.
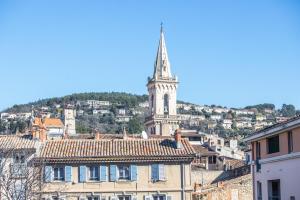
166;195;172;200
144;195;152;200
131;196;137;200
101;196;107;200
110;196;118;200
158;164;165;180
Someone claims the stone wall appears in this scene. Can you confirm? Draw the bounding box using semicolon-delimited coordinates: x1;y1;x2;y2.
193;174;253;200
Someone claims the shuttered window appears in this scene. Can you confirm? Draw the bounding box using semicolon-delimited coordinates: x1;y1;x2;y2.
110;165;117;181
79;165;87;182
100;165;108;181
44;166;53;182
151;164;165;181
65;166;72;182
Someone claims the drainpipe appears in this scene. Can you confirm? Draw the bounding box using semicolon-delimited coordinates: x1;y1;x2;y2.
180;162;185;200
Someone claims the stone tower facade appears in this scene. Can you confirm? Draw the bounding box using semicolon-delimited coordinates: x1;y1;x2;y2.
64;108;76;135
145;27;180;136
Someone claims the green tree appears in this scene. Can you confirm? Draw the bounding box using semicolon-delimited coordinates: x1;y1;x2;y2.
128;117;143;134
280;104;296;117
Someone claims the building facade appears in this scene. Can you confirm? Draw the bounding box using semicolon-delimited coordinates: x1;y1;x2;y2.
64;108;76;135
38;136;195;200
145;27;180;136
245;116;300;200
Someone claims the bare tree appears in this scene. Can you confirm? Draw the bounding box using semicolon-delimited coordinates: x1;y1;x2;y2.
0;148;44;200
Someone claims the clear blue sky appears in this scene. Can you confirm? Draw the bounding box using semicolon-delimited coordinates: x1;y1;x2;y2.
0;0;299;111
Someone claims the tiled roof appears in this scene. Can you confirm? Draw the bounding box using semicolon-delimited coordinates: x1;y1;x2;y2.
39;138;196;163
192;145;218;156
0;135;37;151
245;115;300;141
33;117;44;128
43;118;64;128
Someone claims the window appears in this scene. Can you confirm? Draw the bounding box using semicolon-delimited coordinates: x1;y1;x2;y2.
151;164;165;181
118;196;130;200
257;181;262;200
53;167;64;181
118;165;130;180
88;197;100;200
217;140;221;145
153;195;166;200
13;153;25;164
288;131;293;153
268;179;281;200
89;166;99;181
208;156;216;164
267;135;280;154
163;94;169;114
256;142;261;172
256;142;261;159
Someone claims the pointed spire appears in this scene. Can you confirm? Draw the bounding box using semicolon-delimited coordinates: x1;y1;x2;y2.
153;24;172;80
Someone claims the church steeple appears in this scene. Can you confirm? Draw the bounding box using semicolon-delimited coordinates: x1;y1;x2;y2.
153;24;172;80
145;25;180;136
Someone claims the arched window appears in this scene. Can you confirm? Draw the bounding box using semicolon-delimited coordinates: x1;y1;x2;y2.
151;95;154;113
164;94;169;115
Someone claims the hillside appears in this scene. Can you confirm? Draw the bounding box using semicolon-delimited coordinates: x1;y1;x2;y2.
0;92;299;143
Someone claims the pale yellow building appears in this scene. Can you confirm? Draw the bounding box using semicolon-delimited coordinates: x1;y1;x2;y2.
38;134;196;200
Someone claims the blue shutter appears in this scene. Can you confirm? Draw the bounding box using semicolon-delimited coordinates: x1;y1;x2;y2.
79;165;87;182
130;164;137;181
158;164;165;180
65;166;72;182
44;166;53;182
110;165;117;181
100;165;107;181
151;164;159;181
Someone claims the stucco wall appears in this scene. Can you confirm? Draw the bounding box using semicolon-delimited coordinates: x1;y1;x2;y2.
42;163;193;200
254;157;300;200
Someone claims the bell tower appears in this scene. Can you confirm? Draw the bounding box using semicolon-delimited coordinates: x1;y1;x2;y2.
145;26;180;136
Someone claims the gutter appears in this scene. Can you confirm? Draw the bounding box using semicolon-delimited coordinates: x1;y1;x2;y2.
244;118;300;142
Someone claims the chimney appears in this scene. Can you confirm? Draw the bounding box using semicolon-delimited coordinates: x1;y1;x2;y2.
175;129;182;149
95;131;100;140
123;127;128;140
39;129;47;142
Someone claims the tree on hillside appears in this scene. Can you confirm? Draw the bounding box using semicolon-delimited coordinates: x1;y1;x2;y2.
128;117;143;134
280;104;296;117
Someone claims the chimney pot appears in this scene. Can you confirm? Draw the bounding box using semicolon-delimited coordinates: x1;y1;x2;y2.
175;129;182;149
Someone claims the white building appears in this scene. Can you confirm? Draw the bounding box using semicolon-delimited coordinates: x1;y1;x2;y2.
86;100;110;109
64;109;76;135
210;115;222;121
244;116;300;200
222;119;233;129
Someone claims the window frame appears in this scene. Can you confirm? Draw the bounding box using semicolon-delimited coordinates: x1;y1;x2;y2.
268;179;281;200
53;166;65;181
89;166;100;181
118;165;130;181
153;195;166;200
267;135;280;154
118;195;131;200
288;131;293;154
87;196;100;200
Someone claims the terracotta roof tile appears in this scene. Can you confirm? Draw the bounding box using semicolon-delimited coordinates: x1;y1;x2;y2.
0;135;37;151
39;138;196;163
43;118;64;128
